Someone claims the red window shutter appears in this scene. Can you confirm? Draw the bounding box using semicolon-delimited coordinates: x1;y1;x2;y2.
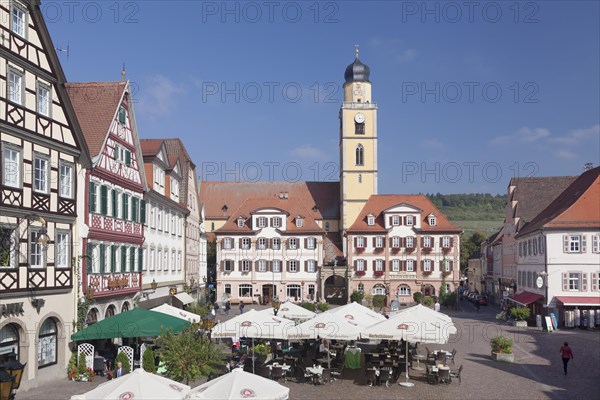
401;237;406;248
450;237;454;247
268;261;272;272
382;261;386;271
582;273;588;291
220;260;224;272
592;273;598;291
389;216;392;226
372;237;376;247
563;235;569;252
582;235;587;252
220;239;224;248
389;238;393;247
287;261;291;272
400;261;405;271
562;272;568;290
403;216;407;225
439;237;443;247
269;217;274;227
304;260;308;272
439;261;443;271
238;261;243;271
354;260;357;269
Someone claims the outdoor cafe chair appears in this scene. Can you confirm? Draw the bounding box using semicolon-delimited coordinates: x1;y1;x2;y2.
365;368;378;387
271;366;285;382
450;364;463;385
378;368;392;388
320;368;332;384
257;366;271;379
436;352;447;365
330;365;343;382
438;367;451;384
425;366;438;385
448;349;457;365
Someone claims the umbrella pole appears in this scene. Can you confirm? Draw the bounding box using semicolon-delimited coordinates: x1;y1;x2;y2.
399;340;414;387
252;337;255;375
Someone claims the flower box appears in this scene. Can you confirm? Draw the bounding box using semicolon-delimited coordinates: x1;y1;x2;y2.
374;271;384;277
423;271;433;276
355;270;366;276
422;247;432;253
405;246;415;252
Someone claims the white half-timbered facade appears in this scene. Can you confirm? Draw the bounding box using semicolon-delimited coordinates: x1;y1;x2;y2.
0;0;90;390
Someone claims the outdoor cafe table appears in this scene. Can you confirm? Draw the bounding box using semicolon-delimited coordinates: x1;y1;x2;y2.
432;350;452;357
306;366;324;384
412;354;426;371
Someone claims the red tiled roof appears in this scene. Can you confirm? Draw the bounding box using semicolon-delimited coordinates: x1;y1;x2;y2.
347;194;462;233
200;181;340;220
556;296;600;306
517;167;600;237
216;197;323;234
66;81;126;157
509;291;544;306
139;139;164;157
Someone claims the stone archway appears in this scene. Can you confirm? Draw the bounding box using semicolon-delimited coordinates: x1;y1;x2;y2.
324;275;347;305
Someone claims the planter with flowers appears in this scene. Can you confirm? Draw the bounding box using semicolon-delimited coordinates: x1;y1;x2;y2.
68;352;95;381
491;335;514;362
422;247;432;254
405;246;415;253
423;270;433;276
355;270;366;276
374;270;384;277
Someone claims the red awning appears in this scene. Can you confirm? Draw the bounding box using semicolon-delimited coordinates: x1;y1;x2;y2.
509;291;544;306
555;296;600;306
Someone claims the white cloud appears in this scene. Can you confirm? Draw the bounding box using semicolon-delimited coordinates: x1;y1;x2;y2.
395;49;417;63
517;127;551;142
492;125;599;148
137;75;185;117
549;124;600;146
555;149;578;159
290;145;327;160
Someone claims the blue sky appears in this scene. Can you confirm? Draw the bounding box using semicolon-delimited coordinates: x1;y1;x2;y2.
45;1;599;194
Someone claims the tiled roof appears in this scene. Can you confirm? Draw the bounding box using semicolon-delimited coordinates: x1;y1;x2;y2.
509;176;577;224
347;194;462;233
65;81;126;157
216;197;323;234
200;181;340;220
516;167;600;237
164;139;196;210
139;139;163;157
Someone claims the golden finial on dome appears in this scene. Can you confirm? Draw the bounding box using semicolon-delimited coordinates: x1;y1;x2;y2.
121;63;126;81
355;44;359;59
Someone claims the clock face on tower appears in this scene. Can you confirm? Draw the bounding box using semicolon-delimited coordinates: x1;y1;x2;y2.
354;113;365;124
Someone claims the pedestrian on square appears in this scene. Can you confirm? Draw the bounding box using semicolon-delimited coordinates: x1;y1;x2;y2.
239;301;245;314
560;342;574;375
225;300;231;315
213;302;219;315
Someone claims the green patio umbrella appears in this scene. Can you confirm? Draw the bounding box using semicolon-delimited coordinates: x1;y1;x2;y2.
72;308;190;341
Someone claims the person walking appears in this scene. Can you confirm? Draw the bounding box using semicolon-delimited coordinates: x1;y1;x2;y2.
239;301;245;314
225;300;231;315
213;302;219;316
560;342;574;375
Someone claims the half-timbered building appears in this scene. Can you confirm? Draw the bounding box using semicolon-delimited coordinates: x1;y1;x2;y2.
139;139;188;307
66;80;147;325
0;0;90;390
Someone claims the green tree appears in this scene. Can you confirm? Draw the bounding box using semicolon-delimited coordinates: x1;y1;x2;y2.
439;276;448;301
158;323;224;384
143;348;156;373
115;351;131;373
207;240;217;268
372;295;385;310
350;290;364;304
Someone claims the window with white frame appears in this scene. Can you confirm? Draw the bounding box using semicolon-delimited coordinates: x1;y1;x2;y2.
241;237;251;250
392;237;400;248
257;237;267;250
392;215;400;226
442;236;451;248
8;69;23;104
59;163;73;198
442;259;451;272
288;238;298;250
375;236;384;248
374;259;384;271
568;235;582;253
237;218;245;228
289;260;298;273
149;206;155;228
406;259;415;272
170;178;179;200
238;284;253;297
306;237;316;250
241;260;251;272
149;248;155;271
177;252;181;271
406;236;415;248
423;236;432;248
257;217;267;228
2;146;20;188
307;259;316;272
163;249;168;271
356;259;365;271
391;259;400;272
406;215;414;226
223;259;234;272
224;284;231;295
11;2;27;37
157;209;163;230
272;238;281;250
222;237;233;250
272;259;281;272
372;285;386;295
356;236;365;248
287;284;301;299
0;225;18;268
37;83;51;117
568;272;581;291
423;259;432;272
428;215;437;226
156;249;162;271
38;318;57;368
114;145;131;166
171;251;176;271
398;285;411;296
593;235;600;253
34;156;49;193
272;217;281;228
257;259;267;272
55;232;69;269
29;229;45;268
171;214;176;236
295;217;304;228
367;215;375;226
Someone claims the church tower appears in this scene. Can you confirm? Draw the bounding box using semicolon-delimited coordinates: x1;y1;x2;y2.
340;48;378;235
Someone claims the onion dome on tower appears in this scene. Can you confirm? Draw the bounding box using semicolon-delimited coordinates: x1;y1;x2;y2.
344;47;371;83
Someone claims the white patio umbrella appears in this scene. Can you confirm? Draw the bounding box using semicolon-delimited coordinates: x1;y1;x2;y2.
258;301;316;320
211;309;295;340
360;304;457;387
152;303;202;323
70;368;190;400
286;311;362;341
186;368;289;400
329;301;386;328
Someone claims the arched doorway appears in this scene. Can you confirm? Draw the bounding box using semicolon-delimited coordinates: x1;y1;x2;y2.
121;302;130;313
105;305;116;319
324;275;347;305
422;284;436;298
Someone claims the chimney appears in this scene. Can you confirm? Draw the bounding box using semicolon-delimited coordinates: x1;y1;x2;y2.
584;162;593;171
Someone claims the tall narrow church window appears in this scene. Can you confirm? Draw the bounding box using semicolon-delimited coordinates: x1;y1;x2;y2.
358;174;362;183
355;122;365;134
355;144;364;166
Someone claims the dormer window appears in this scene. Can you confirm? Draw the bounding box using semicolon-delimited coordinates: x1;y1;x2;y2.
325;222;330;231
406;215;414;226
429;215;437;226
367;214;375;226
257;217;267;228
237;218;245;228
272;217;281;228
295;217;304;228
392;215;400;226
118;106;127;125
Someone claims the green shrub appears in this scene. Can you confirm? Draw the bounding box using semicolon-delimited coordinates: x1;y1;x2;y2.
510;307;530;321
372;295;385;309
299;302;317;312
317;302;329;312
413;292;423;304
115;350;131;373
142;348;156;373
423;296;434;307
77;352;88;375
443;292;457;306
491;336;513;354
252;343;270;357
350;290;364;304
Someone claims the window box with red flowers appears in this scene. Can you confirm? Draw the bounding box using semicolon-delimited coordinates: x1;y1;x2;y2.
422;270;433;276
422;246;432;253
355;270;366;276
443;270;452;277
405;246;415;253
391;247;400;254
443;246;452;254
355;246;365;254
374;270;384;277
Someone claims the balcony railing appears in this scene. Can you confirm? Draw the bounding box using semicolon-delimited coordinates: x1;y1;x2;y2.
342;102;378;109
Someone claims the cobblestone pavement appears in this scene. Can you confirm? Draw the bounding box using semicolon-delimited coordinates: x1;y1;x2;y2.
18;302;600;400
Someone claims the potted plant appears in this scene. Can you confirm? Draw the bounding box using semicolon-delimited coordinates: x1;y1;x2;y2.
350;290;364;304
252;343;270;364
510;307;531;327
355;270;366;276
374;270;384;277
491;335;514;362
317;302;329;312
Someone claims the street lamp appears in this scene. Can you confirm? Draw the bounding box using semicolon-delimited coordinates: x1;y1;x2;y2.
2;353;25;391
0;366;16;400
